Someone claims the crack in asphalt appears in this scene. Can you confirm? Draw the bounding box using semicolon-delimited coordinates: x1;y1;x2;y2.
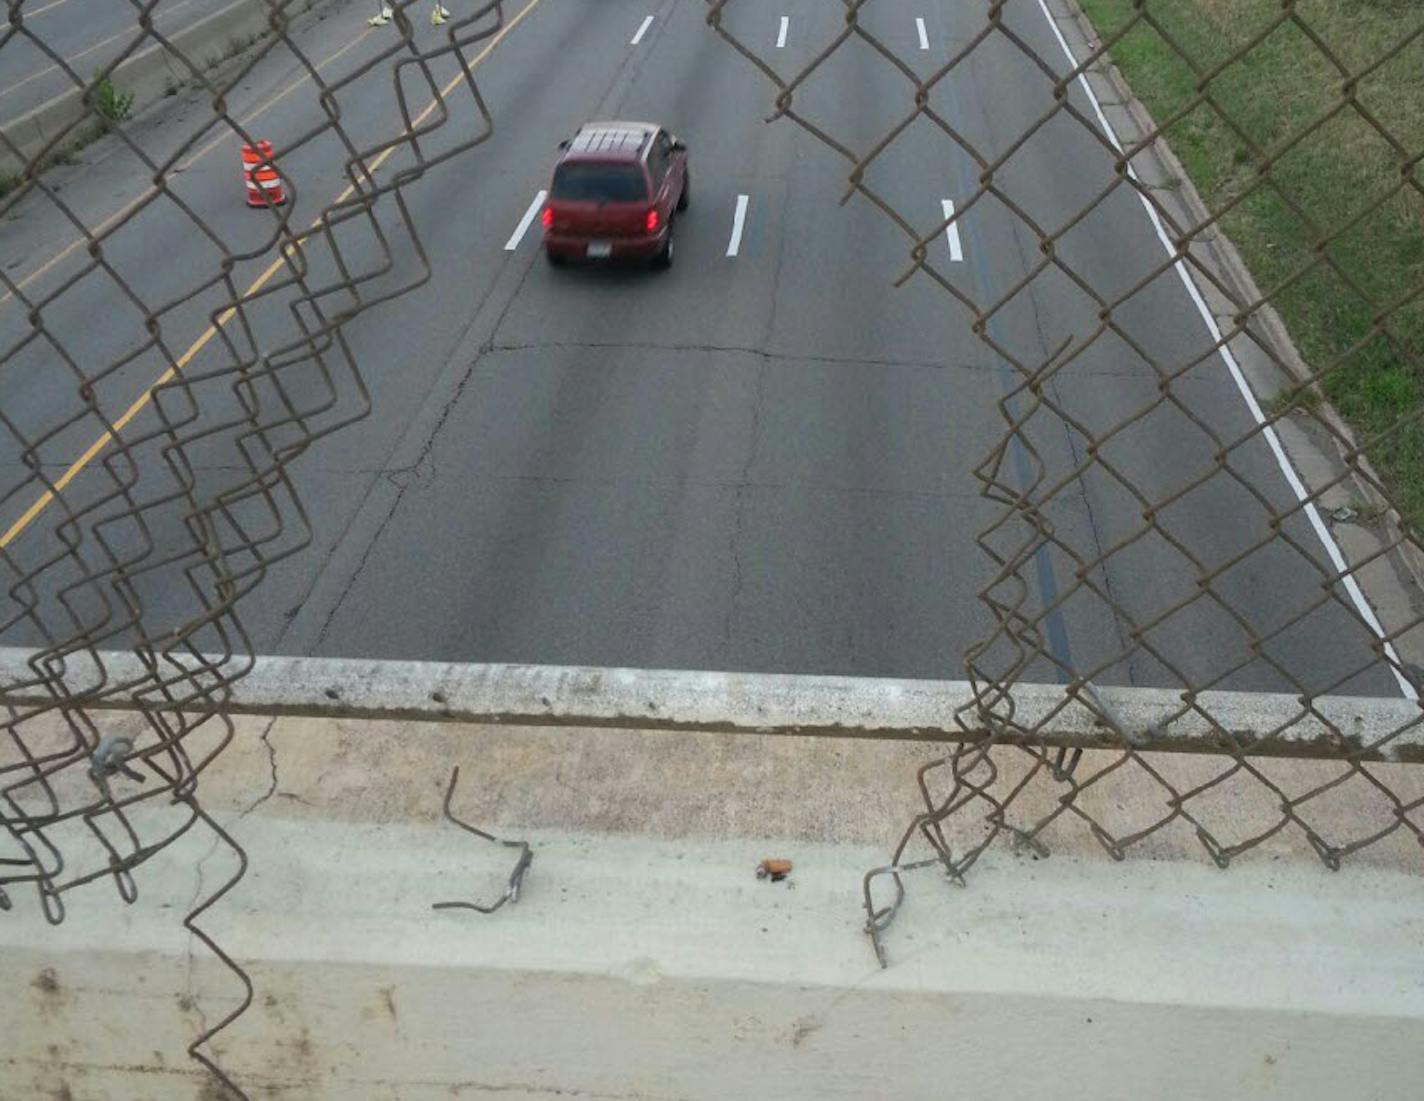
431;468;986;500
278;4;679;656
302;252;539;654
722;175;790;653
268;0;1163;666
306;350;487;655
943;40;1146;686
725;365;766;652
481;337;1160;381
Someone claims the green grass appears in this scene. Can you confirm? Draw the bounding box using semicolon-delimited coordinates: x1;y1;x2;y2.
1076;0;1424;530
1266;381;1323;420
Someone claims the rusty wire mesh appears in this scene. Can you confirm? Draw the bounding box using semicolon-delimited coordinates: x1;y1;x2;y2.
703;0;1424;963
5;0;1424;1087
0;0;507;1091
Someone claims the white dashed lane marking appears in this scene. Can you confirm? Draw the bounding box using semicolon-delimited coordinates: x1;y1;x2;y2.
505;190;547;251
726;194;750;257
940;199;963;262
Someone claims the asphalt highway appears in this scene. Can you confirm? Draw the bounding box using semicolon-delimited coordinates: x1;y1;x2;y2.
0;0;1403;695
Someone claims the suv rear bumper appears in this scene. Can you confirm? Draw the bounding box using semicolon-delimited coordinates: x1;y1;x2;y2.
543;229;666;262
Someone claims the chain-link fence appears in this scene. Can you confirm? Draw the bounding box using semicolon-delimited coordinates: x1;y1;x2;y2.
0;0;509;1092
703;0;1424;960
4;0;1424;1092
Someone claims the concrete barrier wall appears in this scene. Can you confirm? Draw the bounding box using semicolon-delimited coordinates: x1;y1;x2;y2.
1;710;1421;1098
0;0;318;176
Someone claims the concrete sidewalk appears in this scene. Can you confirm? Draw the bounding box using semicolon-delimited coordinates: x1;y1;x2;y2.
2;706;1422;1099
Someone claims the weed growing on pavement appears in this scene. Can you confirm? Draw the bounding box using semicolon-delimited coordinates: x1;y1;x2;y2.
91;75;135;127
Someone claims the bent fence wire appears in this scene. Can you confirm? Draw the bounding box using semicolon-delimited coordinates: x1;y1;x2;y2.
1;0;1423;1090
0;0;506;1092
703;0;1424;961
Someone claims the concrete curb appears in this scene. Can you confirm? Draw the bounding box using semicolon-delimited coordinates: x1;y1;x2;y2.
0;0;317;176
2;648;1421;760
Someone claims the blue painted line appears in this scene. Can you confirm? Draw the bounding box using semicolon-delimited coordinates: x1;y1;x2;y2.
939;61;1076;684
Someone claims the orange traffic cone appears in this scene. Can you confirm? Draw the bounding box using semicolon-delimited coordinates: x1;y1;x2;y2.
241;140;286;207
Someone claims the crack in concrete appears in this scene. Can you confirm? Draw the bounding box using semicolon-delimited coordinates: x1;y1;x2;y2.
239;717;281;819
182;835;217;1052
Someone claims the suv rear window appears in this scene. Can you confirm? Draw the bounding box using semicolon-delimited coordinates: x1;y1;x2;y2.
551;162;648;202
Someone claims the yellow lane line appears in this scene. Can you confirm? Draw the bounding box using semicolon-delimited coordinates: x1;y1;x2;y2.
1;0;544;550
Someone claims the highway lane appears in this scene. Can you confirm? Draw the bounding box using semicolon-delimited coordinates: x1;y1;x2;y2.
0;0;587;488
0;15;400;470
0;0;487;640
291;0;1397;692
312;0;1399;692
2;0;717;649
293;0;1006;675
940;0;1401;696
0;0;1404;695
0;13;428;663
0;0;239;123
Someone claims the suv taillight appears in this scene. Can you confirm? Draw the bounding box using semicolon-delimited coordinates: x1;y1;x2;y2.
541;206;553;229
645;209;660;232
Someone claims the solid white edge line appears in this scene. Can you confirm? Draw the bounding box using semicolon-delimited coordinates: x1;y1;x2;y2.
916;16;929;51
776;15;788;48
630;14;654;45
941;199;963;262
726;194;749;257
504;189;547;251
1032;0;1415;700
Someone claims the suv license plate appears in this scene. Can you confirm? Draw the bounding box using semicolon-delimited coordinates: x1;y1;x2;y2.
586;242;613;259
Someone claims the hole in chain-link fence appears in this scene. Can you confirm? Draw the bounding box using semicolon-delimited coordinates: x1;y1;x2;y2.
703;0;1424;962
1;0;509;1090
5;0;1424;1087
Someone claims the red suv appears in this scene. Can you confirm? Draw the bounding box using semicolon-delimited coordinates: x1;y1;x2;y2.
541;121;689;269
